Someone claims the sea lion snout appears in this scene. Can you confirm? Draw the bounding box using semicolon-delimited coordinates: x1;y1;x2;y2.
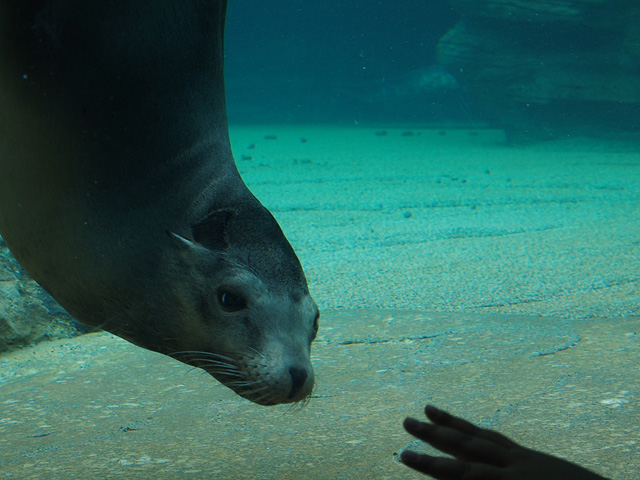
231;295;318;405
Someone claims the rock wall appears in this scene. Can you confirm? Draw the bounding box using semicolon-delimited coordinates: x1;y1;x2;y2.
437;0;640;140
0;238;85;353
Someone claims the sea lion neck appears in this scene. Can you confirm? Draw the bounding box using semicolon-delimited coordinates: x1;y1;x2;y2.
1;0;240;216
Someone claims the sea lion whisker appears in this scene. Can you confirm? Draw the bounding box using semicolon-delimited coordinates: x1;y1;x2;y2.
252;391;276;406
170;353;244;370
223;378;262;386
207;371;246;379
198;365;245;376
245;346;267;360
248;392;274;406
192;358;241;369
225;381;268;391
171;350;241;365
170;350;238;361
285;401;305;413
184;365;207;375
169;353;210;363
191;364;244;377
184;359;245;374
168;353;245;377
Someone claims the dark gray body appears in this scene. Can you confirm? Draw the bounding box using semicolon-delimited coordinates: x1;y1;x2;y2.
0;1;318;405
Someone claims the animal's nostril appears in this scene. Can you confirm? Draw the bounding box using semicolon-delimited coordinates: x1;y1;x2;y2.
287;367;308;398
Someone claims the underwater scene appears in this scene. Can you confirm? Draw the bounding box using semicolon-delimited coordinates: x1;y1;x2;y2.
0;1;639;479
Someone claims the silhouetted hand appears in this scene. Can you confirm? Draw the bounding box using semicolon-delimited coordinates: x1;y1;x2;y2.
401;405;610;480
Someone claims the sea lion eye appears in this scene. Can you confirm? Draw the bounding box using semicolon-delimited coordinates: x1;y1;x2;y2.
217;289;247;312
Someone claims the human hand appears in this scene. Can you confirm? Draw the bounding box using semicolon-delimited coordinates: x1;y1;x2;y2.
401;405;609;480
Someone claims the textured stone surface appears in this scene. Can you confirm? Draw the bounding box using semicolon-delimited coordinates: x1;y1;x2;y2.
438;0;640;140
0;238;83;353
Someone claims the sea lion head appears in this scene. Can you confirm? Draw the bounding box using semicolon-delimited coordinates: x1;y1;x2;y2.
166;204;319;406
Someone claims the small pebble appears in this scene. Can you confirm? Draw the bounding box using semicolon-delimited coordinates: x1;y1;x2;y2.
293;158;312;165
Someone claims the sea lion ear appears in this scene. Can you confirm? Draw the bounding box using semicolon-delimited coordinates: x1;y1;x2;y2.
190;209;234;251
167;231;196;251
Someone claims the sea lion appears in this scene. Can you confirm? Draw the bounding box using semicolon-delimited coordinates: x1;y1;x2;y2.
0;1;319;406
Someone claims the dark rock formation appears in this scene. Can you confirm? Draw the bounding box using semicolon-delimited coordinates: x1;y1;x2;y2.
0;237;86;353
438;0;640;140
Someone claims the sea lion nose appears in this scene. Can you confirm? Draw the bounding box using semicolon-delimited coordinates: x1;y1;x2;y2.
287;366;308;399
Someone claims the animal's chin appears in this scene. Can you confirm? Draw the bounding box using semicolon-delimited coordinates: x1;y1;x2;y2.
212;372;307;406
237;390;310;406
202;368;311;406
238;392;283;406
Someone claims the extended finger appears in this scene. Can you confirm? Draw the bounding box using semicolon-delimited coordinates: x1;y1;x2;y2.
426;405;519;449
403;417;509;466
400;450;506;480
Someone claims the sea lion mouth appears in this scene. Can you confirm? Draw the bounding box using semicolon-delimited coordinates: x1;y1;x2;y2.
170;349;314;406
